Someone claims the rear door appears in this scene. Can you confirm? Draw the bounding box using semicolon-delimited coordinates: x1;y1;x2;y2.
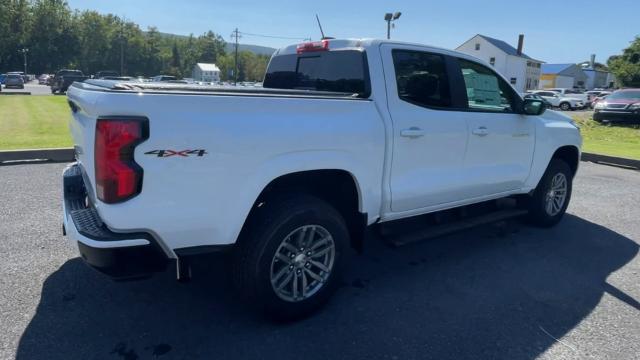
381;45;471;212
453;57;535;197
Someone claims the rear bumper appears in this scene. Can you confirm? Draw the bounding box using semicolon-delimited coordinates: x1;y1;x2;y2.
62;163;169;280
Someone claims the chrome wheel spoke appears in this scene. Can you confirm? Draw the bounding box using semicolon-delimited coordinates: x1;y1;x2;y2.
272;266;289;284
275;272;293;291
311;237;330;250
304;226;316;248
546;198;554;214
292;272;299;299
282;242;298;254
310;245;332;258
309;259;330;273
275;253;292;264
301;271;308;298
304;268;323;283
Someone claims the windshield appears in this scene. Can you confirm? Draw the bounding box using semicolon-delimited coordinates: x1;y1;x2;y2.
607;90;640;100
263;50;370;96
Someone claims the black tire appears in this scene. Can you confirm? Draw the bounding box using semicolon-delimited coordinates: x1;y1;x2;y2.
559;102;571;111
233;194;349;321
51;88;57;94
526;159;573;227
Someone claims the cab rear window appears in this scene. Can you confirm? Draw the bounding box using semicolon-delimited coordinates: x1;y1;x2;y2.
263;50;370;96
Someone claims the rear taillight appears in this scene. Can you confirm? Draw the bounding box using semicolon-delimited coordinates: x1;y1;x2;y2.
296;40;329;54
95;117;148;204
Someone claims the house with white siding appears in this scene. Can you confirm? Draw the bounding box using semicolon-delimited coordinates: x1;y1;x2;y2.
456;34;544;93
192;63;220;83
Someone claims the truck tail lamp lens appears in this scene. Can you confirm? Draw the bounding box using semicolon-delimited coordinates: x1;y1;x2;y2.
95;118;148;203
296;40;329;54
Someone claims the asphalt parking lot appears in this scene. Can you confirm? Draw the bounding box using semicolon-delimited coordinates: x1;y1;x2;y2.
1;161;638;360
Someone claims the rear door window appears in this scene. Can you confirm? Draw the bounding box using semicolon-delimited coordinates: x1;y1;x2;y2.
263;50;370;96
392;50;452;109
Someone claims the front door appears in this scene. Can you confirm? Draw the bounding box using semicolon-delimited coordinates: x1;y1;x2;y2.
454;57;535;197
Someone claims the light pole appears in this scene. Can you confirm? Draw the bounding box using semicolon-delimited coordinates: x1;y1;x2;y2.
384;12;402;39
19;48;29;74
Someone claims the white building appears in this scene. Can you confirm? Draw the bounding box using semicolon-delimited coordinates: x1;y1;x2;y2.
580;55;616;89
192;63;220;83
456;34;544;93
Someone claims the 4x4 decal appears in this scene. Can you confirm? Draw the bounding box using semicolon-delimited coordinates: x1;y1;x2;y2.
144;149;207;157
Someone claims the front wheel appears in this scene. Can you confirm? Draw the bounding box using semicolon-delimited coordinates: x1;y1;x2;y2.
559;102;571;111
233;194;349;321
526;159;573;227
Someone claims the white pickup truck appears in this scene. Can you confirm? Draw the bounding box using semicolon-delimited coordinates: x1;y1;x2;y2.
63;39;581;320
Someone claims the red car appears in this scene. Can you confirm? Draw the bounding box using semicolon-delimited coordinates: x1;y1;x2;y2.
593;89;640;124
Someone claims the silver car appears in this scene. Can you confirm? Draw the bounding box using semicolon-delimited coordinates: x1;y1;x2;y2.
4;74;25;89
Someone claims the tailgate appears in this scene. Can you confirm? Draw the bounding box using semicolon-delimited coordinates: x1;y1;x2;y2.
66;87;100;199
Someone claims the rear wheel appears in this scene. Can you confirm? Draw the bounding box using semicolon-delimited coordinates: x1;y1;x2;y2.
233;194;349;321
526;159;573;227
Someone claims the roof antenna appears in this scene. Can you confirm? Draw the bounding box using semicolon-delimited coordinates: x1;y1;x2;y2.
315;14;333;40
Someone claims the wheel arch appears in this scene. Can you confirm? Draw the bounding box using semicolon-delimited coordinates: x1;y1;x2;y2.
551;145;580;176
239;169;368;253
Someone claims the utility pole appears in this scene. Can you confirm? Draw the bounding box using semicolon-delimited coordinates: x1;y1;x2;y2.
120;19;125;75
19;48;29;74
230;28;241;85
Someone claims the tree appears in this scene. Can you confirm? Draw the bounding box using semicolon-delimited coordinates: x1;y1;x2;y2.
608;36;640;87
0;0;32;72
0;2;233;77
28;0;77;73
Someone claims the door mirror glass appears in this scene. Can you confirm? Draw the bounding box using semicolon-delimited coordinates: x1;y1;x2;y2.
523;98;546;115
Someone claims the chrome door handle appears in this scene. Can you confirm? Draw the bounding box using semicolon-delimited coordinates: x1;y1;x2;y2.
400;127;425;138
472;126;489;136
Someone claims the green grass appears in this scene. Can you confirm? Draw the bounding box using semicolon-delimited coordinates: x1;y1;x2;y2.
572;112;640;160
0;95;73;150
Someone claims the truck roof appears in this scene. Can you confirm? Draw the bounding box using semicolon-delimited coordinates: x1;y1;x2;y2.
274;38;467;58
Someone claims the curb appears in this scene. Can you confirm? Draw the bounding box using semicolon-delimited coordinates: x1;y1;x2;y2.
581;152;640;170
0;148;74;164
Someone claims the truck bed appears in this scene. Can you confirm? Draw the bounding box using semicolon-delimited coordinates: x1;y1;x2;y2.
73;79;368;100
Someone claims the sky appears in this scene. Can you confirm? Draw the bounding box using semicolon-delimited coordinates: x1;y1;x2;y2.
67;0;640;64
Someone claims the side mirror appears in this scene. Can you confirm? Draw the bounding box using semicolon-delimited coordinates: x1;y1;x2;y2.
522;98;546;115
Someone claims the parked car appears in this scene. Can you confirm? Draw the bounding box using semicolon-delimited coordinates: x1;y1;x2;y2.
589;92;611;108
64;38;581;320
0;74;6;85
93;70;119;79
38;74;51;85
523;93;553;108
4;73;25;89
593;89;640;124
50;69;88;94
151;75;177;82
530;90;584;110
547;88;590;106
